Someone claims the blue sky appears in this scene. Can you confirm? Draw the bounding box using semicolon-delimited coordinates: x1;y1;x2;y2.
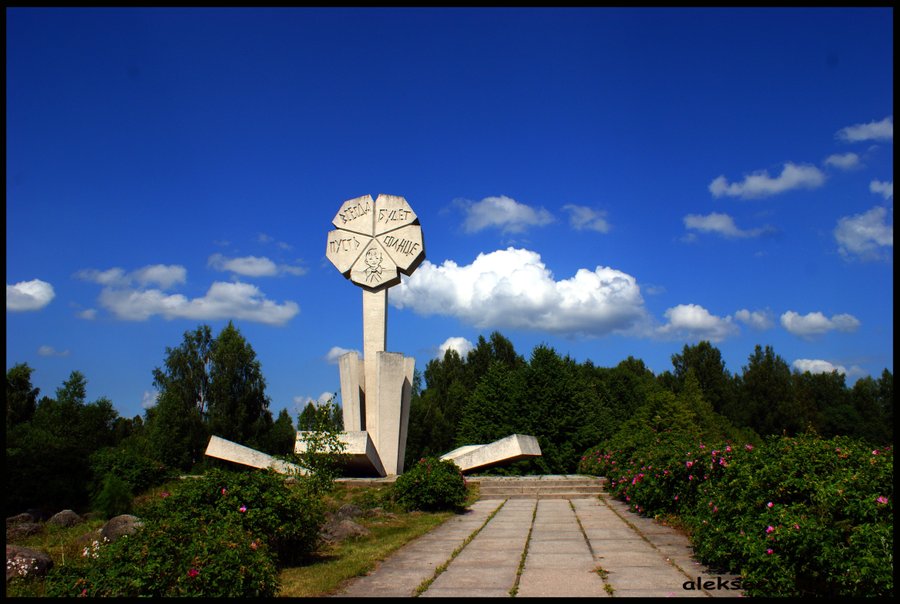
7;7;893;424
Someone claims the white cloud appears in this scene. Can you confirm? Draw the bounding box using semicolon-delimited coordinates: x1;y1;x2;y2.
836;116;893;142
7;279;55;311
392;247;649;337
734;308;774;330
97;280;299;325
77;265;186;289
437;336;474;359
656;304;739;343
293;392;335;411
683;212;769;238
461;196;554;234
325;346;360;364
562;205;611;233
780;310;861;339
38;345;70;357
141;390;159;409
709;162;826;199
870;180;893;200
792;359;848;376
834;206;893;260
208;253;306;277
78;308;98;320
823;152;860;170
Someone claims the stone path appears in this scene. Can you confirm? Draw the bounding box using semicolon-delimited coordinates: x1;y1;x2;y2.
335;491;743;598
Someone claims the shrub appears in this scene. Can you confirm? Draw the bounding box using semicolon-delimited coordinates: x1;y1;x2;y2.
579;432;893;597
393;457;467;511
89;445;172;496
91;473;134;519
44;467;326;596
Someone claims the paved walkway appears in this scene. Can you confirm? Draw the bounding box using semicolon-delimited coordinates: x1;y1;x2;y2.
335;493;743;598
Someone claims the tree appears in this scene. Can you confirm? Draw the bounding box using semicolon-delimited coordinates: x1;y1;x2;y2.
669;341;735;416
206;322;271;448
737;345;797;436
6;363;40;427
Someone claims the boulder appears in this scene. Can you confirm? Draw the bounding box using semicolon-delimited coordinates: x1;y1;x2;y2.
320;518;371;543
6;512;35;527
100;514;143;543
48;509;82;528
6;522;43;541
6;545;53;582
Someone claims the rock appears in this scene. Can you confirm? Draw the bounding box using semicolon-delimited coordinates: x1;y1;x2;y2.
6;522;43;541
100;514;143;543
335;504;363;520
6;513;35;527
6;545;53;582
320;518;371;543
48;509;82;528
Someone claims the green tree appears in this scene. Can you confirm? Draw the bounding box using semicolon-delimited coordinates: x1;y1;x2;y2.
148;325;214;470
206;322;272;449
669;341;735;416
6;362;40;427
737;345;797;436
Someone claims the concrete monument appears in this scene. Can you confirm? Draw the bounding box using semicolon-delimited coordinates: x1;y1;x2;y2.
316;194;425;476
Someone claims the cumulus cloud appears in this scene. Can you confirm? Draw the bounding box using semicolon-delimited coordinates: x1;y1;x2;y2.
734;308;774;330
709;162;826;199
77;265;186;289
870;180;893;200
823;152;860;170
792;359;848;376
683;212;770;238
293;392;336;411
97;281;298;325
392;247;649;337
325;346;360;364
208;254;307;277
835;116;893;143
7;279;55;311
461;196;554;234
78;309;98;320
141;390;159;409
780;310;860;339
656;304;740;343
562;205;611;233
38;345;70;357
834;206;893;260
437;336;474;359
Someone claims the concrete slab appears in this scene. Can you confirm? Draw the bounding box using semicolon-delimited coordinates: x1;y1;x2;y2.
204;435;303;474
441;433;541;473
295;429;386;477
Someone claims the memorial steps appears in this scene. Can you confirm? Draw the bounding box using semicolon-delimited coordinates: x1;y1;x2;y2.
469;475;607;500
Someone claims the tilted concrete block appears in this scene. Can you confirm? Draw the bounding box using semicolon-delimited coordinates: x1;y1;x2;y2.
205;435;303;475
440;434;542;473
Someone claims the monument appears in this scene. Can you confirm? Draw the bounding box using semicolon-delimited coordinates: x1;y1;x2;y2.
205;193;540;477
314;194;426;476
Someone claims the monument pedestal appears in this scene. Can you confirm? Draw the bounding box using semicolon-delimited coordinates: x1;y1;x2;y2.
328;350;413;476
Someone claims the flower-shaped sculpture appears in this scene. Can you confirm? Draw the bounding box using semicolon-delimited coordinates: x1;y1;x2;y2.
325;194;425;291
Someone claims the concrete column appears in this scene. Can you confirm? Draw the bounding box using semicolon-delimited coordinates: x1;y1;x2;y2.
338;351;365;431
362;288;387;450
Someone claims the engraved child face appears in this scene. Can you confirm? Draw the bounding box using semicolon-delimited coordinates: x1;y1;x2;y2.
365;248;382;267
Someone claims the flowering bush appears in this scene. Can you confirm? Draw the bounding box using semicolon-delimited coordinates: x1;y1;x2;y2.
393;457;467;511
579;433;892;597
44;468;325;596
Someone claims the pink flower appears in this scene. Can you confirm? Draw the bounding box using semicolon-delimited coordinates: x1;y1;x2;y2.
188;568;199;578
766;525;775;534
239;505;247;513
688;474;694;480
725;445;732;453
793;524;800;530
745;444;754;451
767;502;774;508
872;449;880;455
686;461;693;468
221;488;227;495
766;549;774;555
674;495;679;500
160;491;169;498
713;506;718;513
876;496;888;505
